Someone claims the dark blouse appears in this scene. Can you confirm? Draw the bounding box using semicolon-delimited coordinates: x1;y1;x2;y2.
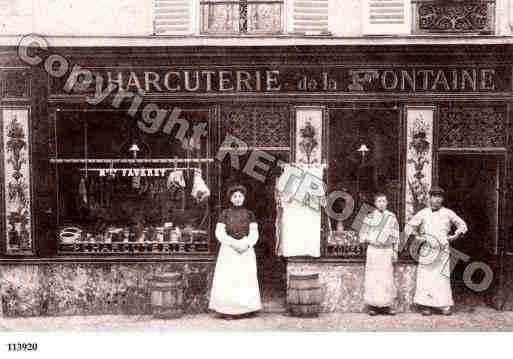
218;207;256;240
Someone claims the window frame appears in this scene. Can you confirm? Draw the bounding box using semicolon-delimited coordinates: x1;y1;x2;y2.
48;106;217;257
324;106;404;259
199;0;286;35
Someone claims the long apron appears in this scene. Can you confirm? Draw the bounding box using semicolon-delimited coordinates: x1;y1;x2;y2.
414;242;453;308
364;245;397;307
209;243;262;315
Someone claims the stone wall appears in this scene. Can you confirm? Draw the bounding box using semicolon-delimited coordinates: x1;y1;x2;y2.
287;261;417;313
0;262;214;317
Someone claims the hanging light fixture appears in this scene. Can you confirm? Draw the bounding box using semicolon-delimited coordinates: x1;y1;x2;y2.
357;144;369;160
129;143;140;159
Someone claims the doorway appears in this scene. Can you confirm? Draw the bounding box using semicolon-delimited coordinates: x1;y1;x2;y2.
219;152;288;311
438;153;503;309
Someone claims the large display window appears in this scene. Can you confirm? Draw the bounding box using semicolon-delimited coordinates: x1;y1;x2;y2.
50;108;214;255
326;108;401;257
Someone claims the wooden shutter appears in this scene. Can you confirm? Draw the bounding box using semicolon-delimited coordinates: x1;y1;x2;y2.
153;0;194;35
291;0;329;35
362;0;411;35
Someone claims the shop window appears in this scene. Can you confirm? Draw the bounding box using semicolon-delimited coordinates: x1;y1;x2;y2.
412;0;495;34
200;0;284;34
326;109;400;258
50;109;213;255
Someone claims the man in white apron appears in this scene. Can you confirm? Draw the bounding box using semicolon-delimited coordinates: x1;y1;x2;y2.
405;186;468;316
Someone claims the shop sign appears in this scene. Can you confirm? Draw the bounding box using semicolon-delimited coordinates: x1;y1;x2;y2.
50;66;511;95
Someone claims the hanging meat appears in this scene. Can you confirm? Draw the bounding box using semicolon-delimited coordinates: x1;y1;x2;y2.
191;169;210;203
167;169;186;190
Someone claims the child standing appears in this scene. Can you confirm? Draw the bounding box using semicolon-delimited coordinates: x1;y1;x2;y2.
359;193;400;316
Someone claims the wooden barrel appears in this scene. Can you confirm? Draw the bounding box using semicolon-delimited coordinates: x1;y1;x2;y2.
287;273;322;318
150;272;184;319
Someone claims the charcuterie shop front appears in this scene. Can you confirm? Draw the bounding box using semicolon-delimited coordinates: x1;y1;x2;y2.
1;44;513;317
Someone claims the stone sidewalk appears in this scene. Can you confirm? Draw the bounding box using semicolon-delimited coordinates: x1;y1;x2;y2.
1;306;513;331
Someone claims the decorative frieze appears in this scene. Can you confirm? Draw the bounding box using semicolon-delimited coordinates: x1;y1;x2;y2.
414;0;494;34
439;106;506;148
294;107;323;165
405;107;434;223
1;69;31;99
220;105;290;148
1;107;34;255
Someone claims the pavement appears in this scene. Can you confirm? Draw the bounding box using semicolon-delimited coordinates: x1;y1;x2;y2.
1;306;513;331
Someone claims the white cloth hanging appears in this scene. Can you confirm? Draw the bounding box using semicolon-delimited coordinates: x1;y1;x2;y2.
79;177;88;204
191;169;210;202
166;170;185;189
275;164;325;257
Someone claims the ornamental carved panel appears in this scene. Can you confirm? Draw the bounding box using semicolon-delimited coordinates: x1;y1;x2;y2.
1;69;31;98
254;106;290;147
1;107;34;255
416;1;494;33
220;107;255;145
439;106;506;148
220;106;290;148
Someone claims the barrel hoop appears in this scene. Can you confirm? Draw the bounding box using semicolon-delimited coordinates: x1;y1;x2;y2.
153;273;183;280
152;278;183;283
149;285;183;290
289;274;319;280
152;305;183;309
288;286;321;290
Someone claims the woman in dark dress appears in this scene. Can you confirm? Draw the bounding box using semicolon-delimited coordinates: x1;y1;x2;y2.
209;185;262;319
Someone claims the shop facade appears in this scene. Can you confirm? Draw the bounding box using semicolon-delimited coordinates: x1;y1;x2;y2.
1;44;513;316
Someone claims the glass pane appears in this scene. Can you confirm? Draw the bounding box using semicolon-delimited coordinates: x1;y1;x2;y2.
54;109;212;255
248;2;282;33
201;3;240;33
327;109;400;257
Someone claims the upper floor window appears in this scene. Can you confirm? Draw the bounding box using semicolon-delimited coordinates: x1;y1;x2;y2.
362;0;411;35
200;0;284;34
152;0;496;37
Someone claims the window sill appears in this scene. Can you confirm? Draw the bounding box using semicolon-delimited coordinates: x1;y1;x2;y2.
0;254;216;264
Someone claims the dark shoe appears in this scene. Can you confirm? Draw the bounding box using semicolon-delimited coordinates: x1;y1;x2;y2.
239;311;259;319
217;313;237;320
439;308;452;316
386;308;397;316
421;308;433;316
368;309;378;316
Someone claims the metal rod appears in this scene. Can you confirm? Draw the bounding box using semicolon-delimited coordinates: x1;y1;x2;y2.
50;158;214;164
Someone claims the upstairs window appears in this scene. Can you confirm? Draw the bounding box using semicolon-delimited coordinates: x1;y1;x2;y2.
200;0;284;34
153;0;196;35
362;0;411;35
289;0;329;35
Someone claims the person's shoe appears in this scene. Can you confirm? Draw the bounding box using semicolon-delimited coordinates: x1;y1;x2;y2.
386;308;397;316
368;309;378;316
440;308;452;316
239;311;259;319
421;308;433;316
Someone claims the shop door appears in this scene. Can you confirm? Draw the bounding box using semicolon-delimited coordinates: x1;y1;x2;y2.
439;154;502;310
220;152;288;311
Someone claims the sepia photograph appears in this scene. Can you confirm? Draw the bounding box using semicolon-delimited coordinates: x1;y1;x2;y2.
1;0;513;356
